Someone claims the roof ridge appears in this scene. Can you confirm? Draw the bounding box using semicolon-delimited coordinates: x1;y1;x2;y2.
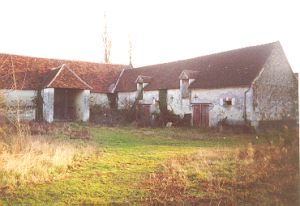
116;41;278;92
0;52;128;67
133;41;278;70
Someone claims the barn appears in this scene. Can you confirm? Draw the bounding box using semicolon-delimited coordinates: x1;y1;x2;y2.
115;42;298;128
0;54;127;122
0;42;298;128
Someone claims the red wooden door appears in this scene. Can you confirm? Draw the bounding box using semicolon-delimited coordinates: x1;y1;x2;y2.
193;104;209;127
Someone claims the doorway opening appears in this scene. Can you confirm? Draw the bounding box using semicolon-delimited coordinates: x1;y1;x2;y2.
54;88;82;121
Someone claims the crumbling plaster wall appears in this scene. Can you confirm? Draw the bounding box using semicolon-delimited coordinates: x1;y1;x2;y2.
142;91;159;104
117;91;136;109
90;93;110;108
191;87;251;127
0;89;37;121
117;90;160;109
42;88;54;123
74;90;90;122
252;44;298;123
167;89;191;116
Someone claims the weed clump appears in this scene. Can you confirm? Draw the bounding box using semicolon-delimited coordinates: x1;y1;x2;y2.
141;130;299;205
141;160;188;203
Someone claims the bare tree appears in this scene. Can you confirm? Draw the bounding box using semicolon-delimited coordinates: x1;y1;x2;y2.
0;55;24;138
9;56;23;136
128;34;133;67
102;12;112;64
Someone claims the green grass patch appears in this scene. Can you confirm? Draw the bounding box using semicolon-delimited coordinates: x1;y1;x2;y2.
1;124;298;205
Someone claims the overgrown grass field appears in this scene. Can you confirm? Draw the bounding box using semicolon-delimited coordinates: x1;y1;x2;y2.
0;123;299;205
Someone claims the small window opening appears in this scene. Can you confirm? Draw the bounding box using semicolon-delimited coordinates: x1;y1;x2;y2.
223;97;232;106
224;99;232;105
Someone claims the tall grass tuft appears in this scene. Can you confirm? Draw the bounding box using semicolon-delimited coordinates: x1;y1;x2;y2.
0;124;97;192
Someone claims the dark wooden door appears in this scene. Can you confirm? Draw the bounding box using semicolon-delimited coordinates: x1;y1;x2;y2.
193;104;209;127
136;104;151;126
142;104;150;119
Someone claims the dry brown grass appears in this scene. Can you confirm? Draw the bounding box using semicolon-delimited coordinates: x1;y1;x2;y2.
0;124;97;191
141;131;299;205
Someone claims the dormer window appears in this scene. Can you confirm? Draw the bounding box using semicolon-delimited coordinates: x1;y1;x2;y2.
179;70;199;99
135;75;152;101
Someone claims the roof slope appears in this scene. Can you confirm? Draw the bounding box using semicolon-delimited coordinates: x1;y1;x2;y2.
0;54;126;92
115;42;277;92
46;65;92;90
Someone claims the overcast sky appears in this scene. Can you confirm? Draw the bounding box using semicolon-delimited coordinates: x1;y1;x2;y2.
0;0;299;72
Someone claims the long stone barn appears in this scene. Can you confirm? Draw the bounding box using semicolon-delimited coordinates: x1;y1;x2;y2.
0;42;298;128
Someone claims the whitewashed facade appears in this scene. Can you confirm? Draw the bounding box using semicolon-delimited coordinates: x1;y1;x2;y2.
1;42;297;127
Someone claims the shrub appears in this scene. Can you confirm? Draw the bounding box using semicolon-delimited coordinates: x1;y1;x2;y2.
90;105;135;126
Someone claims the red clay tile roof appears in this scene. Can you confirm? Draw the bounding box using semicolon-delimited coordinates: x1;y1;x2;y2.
115;42;278;92
0;54;126;92
46;65;92;90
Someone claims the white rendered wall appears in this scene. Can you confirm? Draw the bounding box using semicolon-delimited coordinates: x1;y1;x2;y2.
90;93;110;108
1;89;36;107
167;89;191;117
42;88;54;123
0;89;37;121
75;90;90;122
117;91;137;109
142;91;159;104
190;87;252;127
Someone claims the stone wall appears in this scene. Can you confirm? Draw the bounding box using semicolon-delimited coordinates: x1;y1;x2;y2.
252;44;298;124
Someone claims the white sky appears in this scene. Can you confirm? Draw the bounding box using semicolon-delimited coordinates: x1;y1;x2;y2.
0;0;299;72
